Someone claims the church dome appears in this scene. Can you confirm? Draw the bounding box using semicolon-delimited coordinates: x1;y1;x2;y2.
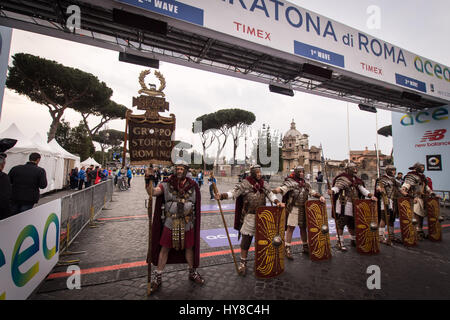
284;119;302;139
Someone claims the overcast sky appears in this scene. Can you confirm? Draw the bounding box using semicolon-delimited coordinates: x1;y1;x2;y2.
0;0;449;162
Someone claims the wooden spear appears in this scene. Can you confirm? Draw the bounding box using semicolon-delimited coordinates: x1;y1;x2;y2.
212;182;240;275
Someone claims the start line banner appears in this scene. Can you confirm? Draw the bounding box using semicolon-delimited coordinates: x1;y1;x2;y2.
116;0;450;103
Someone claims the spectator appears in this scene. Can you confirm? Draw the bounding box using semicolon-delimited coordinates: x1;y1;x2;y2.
8;152;47;215
69;167;79;189
127;166;132;187
78;166;86;190
102;168;109;181
396;172;404;185
156;167;161;185
208;172;217;200
94;166;101;184
316;171;324;195
0;154;12;220
85;165;94;188
198;170;204;188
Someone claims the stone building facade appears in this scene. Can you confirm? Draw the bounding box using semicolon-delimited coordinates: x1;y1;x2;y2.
281;120;322;177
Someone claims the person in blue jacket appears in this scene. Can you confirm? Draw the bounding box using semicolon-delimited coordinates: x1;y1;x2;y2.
127;167;133;187
78;166;86;190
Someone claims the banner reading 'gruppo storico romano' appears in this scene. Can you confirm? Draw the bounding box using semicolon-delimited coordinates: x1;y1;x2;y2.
128;116;176;165
116;0;450;104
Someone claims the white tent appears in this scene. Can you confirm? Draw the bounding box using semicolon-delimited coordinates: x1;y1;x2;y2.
0;123;42;173
0;123;78;193
80;157;101;167
49;139;80;189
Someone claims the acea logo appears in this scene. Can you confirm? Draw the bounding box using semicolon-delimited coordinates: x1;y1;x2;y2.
400;107;448;126
414;56;450;82
1;212;59;299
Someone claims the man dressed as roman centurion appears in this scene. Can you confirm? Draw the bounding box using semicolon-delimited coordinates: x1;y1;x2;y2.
400;162;435;240
148;160;204;293
328;162;377;251
215;165;284;275
272;165;325;258
375;165;402;244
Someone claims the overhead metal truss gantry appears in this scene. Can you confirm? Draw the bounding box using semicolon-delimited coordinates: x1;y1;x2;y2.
1;0;447;113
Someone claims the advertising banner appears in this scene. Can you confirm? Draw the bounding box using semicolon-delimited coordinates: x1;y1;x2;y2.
0;26;12;121
0;199;61;300
392;105;450;190
116;0;450;104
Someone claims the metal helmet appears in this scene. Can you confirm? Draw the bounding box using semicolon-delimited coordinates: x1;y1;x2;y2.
173;160;189;178
294;165;305;173
385;165;396;177
250;164;262;179
344;161;358;174
408;162;425;171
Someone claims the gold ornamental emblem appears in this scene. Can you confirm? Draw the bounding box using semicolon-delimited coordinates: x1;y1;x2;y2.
138;69;166;97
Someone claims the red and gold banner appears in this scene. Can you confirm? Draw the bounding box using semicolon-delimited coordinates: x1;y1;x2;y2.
426;197;442;242
353;199;380;255
255;206;285;279
305;200;332;261
397;197;417;247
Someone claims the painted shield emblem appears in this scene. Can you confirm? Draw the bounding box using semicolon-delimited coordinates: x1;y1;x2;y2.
354;199;380;255
426;197;442;242
305;200;332;261
397;197;418;247
255;206;285;279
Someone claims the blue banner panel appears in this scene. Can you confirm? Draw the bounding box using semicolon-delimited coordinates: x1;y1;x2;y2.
117;0;204;26
294;40;345;68
395;73;427;93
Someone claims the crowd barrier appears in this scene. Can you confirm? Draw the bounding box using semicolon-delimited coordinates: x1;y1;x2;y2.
59;179;114;253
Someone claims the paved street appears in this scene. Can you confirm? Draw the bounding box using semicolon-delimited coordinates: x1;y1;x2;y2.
30;176;450;301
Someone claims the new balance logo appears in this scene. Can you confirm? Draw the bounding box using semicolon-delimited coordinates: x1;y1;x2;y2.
420;129;446;142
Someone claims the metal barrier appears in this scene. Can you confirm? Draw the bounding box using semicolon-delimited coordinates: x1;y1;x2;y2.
434;190;450;208
59;179;114;256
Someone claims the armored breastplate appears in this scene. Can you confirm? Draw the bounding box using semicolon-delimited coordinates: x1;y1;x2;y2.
291;186;309;207
404;174;424;197
242;190;266;215
337;179;359;204
163;182;195;220
380;176;397;199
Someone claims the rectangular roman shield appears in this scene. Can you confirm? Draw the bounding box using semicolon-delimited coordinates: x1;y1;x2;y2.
397;197;418;247
305;200;332;261
353;199;380;255
426;197;442;242
255;206;285;279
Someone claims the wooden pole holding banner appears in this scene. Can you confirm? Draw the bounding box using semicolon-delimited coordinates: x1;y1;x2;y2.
146;182;153;296
122;110;131;169
212;182;240;275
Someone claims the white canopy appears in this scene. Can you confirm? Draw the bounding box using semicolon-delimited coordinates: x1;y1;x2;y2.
80;157;100;167
48;138;79;161
0;123;41;155
0;123;78;193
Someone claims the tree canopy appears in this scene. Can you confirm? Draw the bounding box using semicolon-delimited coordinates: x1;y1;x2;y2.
6;53;125;142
